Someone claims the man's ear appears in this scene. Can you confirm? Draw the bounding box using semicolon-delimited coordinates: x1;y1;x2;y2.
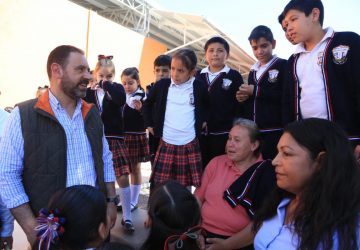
51;63;63;79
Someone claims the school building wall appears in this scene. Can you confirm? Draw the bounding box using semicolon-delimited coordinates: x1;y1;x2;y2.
0;0;167;108
138;37;168;86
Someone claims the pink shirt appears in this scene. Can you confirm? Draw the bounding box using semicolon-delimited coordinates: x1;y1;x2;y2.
194;155;251;236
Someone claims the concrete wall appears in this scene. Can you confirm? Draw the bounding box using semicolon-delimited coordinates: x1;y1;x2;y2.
0;0;145;108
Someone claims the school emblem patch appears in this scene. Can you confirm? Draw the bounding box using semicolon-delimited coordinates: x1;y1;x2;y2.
222;78;232;90
332;45;349;65
268;69;279;83
317;52;324;66
189;92;194;106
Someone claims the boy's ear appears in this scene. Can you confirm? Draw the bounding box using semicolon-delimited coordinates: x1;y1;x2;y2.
272;40;276;49
311;7;321;23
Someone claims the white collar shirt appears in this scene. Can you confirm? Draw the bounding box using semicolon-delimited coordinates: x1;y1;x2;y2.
251;55;278;81
163;77;196;145
201;65;230;84
294;27;334;119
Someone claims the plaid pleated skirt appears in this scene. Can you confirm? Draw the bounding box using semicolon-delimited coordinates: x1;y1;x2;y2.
152;138;203;187
124;133;150;166
106;137;130;177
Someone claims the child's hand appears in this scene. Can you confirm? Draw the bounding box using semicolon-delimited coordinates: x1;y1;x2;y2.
133;100;142;111
236;83;253;102
147;127;154;135
239;83;254;96
236;90;249;103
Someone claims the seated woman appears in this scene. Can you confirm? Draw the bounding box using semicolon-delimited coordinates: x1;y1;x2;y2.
195;118;276;249
32;185;110;250
141;180;203;250
254;118;360;249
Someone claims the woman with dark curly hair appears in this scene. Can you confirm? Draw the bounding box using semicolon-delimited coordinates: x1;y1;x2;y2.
254;118;360;249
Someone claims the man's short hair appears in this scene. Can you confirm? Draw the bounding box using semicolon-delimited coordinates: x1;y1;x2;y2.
248;25;274;43
153;55;171;68
204;36;230;54
47;45;84;79
278;0;324;26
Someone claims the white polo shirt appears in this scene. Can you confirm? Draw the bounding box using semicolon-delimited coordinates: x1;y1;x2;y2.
295;27;334;119
162;77;195;145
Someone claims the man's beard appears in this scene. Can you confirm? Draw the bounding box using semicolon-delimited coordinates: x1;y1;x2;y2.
61;75;89;100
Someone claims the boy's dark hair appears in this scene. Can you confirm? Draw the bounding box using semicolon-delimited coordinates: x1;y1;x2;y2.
278;0;324;26
47;45;84;79
172;49;197;71
248;25;274;43
154;55;171;68
204;36;230;54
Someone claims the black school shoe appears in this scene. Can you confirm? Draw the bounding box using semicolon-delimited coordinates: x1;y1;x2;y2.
121;219;135;233
117;204;122;212
117;203;138;212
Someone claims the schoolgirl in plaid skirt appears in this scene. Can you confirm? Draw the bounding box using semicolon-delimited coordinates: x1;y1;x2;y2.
121;67;150;211
143;49;209;189
84;56;134;233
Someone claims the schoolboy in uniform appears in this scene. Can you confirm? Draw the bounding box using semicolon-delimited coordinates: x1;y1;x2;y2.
146;55;171;167
279;0;360;158
236;25;287;160
196;36;244;168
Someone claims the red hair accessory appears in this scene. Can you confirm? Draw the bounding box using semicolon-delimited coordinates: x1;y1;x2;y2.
35;208;66;250
163;225;206;250
98;54;113;60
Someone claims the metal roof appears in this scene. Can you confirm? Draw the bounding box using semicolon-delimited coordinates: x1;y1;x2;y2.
69;0;255;75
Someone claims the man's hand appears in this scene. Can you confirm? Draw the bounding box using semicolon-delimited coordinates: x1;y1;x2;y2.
10;204;37;246
105;182;117;228
0;236;13;250
107;203;117;228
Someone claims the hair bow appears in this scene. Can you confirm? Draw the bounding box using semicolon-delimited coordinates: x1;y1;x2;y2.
35;208;66;250
98;55;113;61
164;226;206;250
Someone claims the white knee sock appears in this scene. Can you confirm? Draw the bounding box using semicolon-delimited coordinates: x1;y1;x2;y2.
130;184;141;206
119;186;131;221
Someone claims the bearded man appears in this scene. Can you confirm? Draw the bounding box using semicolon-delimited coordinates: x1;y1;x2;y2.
0;45;117;245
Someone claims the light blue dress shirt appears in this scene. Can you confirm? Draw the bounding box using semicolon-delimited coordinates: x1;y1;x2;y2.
0;109;14;237
254;198;360;249
0;91;115;209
